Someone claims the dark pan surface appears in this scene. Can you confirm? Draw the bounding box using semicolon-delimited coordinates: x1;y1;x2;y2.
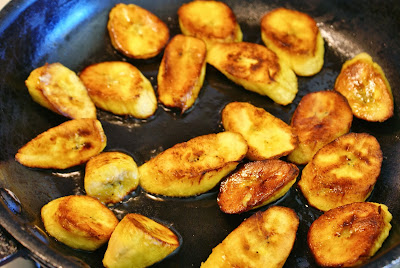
0;0;400;267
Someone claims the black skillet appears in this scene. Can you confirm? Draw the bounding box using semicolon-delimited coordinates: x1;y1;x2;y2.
0;0;400;267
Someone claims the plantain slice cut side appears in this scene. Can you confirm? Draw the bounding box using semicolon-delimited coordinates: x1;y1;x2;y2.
308;202;392;267
334;52;394;122
298;132;382;211
218;159;299;214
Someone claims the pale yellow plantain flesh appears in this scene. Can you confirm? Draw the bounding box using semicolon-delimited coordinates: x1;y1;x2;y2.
158;34;207;112
218;159;299;214
138;132;248;197
107;3;169;59
201;206;299;268
15;119;107;169
261;8;324;76
207;42;298;105
308;202;392;267
84;151;139;204
334;52;394;122
25;63;96;119
79;61;157;119
103;213;180;268
178;0;242;48
298;132;382;211
222;102;297;160
288;90;353;165
41;195;119;251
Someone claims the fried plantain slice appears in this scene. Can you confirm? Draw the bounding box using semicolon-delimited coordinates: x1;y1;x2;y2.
308;202;392;267
222;102;297;160
157;34;207;112
107;3;169;59
207;42;298;105
103;213;180;268
178;0;242;48
79;61;157;119
84;152;139;204
25;63;96;119
15;119;107;169
139;132;248;197
261;8;324;76
298;132;382;211
218;160;299;214
288;90;353;165
334;52;394;122
41;195;119;251
201;206;299;268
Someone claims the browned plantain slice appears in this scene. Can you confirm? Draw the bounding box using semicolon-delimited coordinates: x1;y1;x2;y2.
261;8;324;76
41;195;119;251
79;61;157;119
103;213;180;268
288;90;353;165
201;206;299;268
157;34;207;112
222;102;297;160
178;0;242;48
334;53;394;122
298;132;382;211
308;202;392;267
25;63;96;119
218;159;299;214
207;42;298;105
107;3;169;59
15;119;107;169
84;152;139;204
138;132;248;197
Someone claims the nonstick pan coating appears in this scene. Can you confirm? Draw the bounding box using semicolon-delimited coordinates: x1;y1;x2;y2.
0;0;400;267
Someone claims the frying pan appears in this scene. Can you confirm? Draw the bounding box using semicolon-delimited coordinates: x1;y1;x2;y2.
0;0;399;267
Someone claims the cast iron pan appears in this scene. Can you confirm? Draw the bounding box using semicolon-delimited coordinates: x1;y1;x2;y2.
0;0;400;267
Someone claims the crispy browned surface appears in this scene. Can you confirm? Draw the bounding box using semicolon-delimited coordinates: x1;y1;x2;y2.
178;0;242;47
218;159;299;214
308;202;392;267
138;132;248;197
107;3;169;59
79;61;157;118
298;132;382;211
335;53;394;122
222;102;297;160
201;206;299;268
41;195;119;251
15;119;107;169
158;34;207;111
288;90;353;164
103;213;179;268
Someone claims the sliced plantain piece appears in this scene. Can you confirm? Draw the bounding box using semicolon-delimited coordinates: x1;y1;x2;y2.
207;42;298;105
288;90;353;165
84;151;139;204
178;0;242;48
334;52;394;122
15;119;107;169
25;63;96;119
261;8;324;76
222;102;297;160
107;3;169;59
157;34;207;112
79;61;157;119
201;206;299;268
298;132;382;211
103;213;180;268
41;195;119;251
218;159;299;214
139;131;248;197
308;202;392;267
